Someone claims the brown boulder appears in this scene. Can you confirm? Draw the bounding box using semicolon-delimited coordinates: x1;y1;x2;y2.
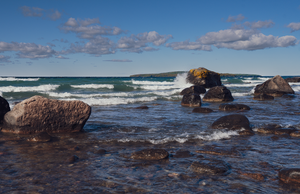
180;85;206;95
212;114;251;131
203;86;234;102
219;103;250;111
279;168;300;185
254;75;294;97
2;95;91;134
192;107;213;113
257;124;298;135
253;93;274;101
181;94;201;107
0;96;10;124
186;67;222;88
130;149;169;160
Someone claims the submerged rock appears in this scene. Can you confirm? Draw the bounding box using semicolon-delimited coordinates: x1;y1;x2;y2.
192;107;213;113
253;93;274;101
254;75;295;97
196;146;241;156
26;132;52;142
134;105;149;109
189;159;230;175
203;86;234;102
186;67;222;88
180;85;206;95
211;114;251;131
130;149;169;160
279;168;300;185
173;150;194;158
2;95;91;134
0;96;10;124
181;94;201;107
257;124;298;135
219;103;250;111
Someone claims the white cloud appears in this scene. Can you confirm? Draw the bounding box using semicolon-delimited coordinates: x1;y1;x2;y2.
244;20;274;29
48;10;62;21
0;55;11;63
215;33;298;50
117;31;172;53
0;42;57;59
226;14;245;22
166;40;212;51
56;56;69;59
104;59;132;62
287;22;300;32
198;29;257;45
20;6;62;20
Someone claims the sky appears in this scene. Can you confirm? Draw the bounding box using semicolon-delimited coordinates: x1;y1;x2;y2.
0;0;300;77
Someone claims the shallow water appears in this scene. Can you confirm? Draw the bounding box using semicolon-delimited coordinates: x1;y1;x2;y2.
1;74;300;193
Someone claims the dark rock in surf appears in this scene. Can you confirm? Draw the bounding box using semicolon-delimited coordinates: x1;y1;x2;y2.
189;159;230;175
134;105;149;109
279;168;300;185
173;150;194;158
0;96;10;124
180;85;206;95
253;93;274;101
254;75;295;97
1;95;91;134
66;155;79;164
203;86;234;102
196;146;241;156
186;67;222;88
219;103;250;111
192;107;213;113
130;149;169;160
181;94;201;107
212;114;251;131
95;149;107;155
257;124;298;135
26;132;52;142
285;77;300;83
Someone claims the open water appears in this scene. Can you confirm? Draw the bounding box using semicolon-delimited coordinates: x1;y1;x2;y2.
0;74;300;193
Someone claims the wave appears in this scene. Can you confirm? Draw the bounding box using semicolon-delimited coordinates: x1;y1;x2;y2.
0;84;59;93
0;77;39;82
195;130;239;141
71;84;114;89
224;83;259;87
44;91;133;98
231;92;252;97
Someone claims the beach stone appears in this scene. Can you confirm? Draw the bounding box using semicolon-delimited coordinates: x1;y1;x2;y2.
254;75;295;97
253;93;274;101
1;95;91;134
134;105;149;109
290;131;300;137
130;148;169;160
212;114;251;131
186;67;222;88
196;146;241;156
240;172;265;181
180;85;206;95
26;132;52;142
0;96;10;124
279;168;300;185
192;107;213;113
203;86;234;102
219;103;250;111
257;124;298;135
189;159;230;175
285;77;300;83
173;150;194;158
181;94;201;107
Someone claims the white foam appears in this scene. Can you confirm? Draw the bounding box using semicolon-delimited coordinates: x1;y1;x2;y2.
0;77;39;81
224;83;259;87
148;137;188;144
45;91;132;98
71;84;114;89
131;80;173;85
232;92;252;97
0;84;59;92
196;131;239;141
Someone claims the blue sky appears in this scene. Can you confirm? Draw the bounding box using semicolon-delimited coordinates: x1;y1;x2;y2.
0;0;300;76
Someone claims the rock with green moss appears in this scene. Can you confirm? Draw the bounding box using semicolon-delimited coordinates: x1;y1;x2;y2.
186;67;222;88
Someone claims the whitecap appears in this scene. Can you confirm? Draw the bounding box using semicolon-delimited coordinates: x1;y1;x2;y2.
71;84;114;89
195;131;239;141
0;77;39;81
0;84;59;93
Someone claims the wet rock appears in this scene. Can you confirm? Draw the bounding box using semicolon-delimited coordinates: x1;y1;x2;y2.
240;172;265;181
285;77;300;83
134;106;149;109
257;124;298;135
26;132;52;142
219;103;250;111
238;130;255;136
211;114;251;131
180;85;206;95
196;146;241;156
253;93;274;100
66;155;79;164
189;159;230;175
95;149;107;155
130;148;169;160
0;96;10;124
254;75;295;97
203;86;234;102
282;94;296;99
173;150;194;158
70;146;80;151
192;107;213;113
181;94;201;107
279;168;300;185
290;131;300;137
271;136;279;141
2;95;91;134
186;67;222;88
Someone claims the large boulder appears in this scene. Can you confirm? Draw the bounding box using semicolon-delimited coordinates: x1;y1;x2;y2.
186;67;222;88
212;114;252;131
1;95;91;134
253;93;274;101
285;77;300;83
181;94;201;107
180;85;206;95
203;86;234;102
254;75;294;97
279;168;300;185
0;96;10;124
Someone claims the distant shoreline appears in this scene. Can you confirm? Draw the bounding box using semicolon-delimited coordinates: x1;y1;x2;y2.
129;71;261;78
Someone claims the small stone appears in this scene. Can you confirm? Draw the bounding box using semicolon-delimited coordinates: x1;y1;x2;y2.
130;149;169;160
